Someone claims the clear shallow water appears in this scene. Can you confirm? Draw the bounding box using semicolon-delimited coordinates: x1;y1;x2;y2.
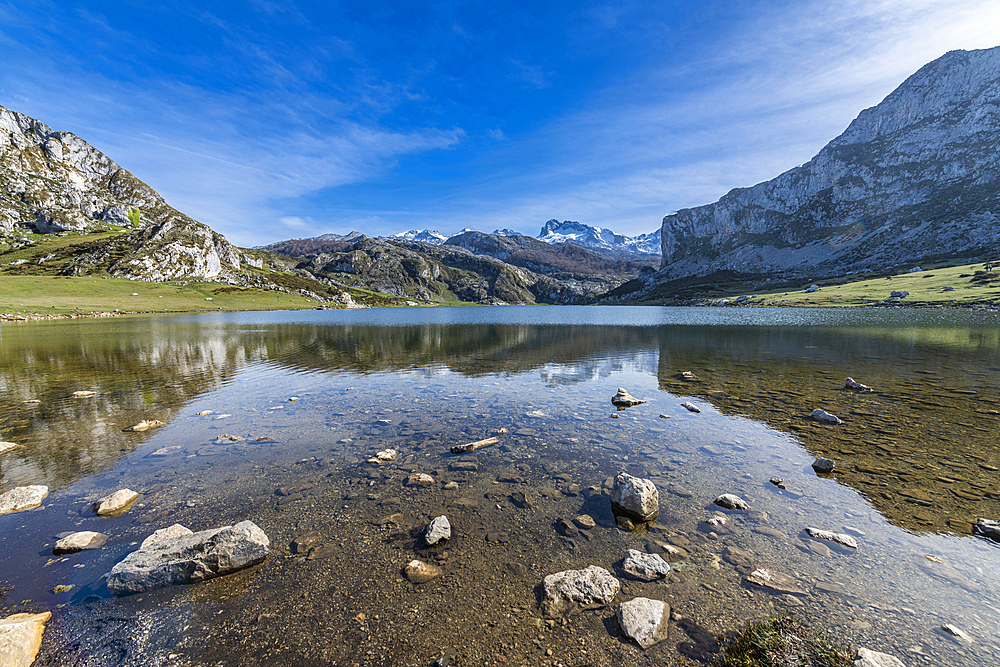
0;306;998;666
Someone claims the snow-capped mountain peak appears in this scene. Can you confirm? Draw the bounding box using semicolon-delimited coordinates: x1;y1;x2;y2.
389;229;448;245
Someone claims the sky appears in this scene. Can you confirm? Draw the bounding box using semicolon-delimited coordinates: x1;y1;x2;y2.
2;1;999;247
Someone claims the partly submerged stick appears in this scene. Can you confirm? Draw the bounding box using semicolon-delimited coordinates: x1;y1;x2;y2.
450;436;499;454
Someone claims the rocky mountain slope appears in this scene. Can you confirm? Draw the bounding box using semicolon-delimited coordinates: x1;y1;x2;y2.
657;46;1000;281
262;230;653;304
0;104;249;281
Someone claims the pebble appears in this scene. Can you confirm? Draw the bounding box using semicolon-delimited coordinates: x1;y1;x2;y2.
405;559;442;583
53;531;108;555
805;527;858;549
810;409;842;424
92;489;140;517
407;473;435;486
854;648;906;667
425;516;451;546
680;402;701;413
573;514;596;529
366;449;398;465
812;458;836;474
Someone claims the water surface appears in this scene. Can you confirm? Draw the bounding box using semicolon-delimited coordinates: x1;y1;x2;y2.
0;307;998;666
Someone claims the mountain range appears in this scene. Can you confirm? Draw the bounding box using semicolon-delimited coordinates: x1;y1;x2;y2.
385;219;661;257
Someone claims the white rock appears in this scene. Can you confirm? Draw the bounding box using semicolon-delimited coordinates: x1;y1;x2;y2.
425;516;451;546
0;611;51;667
404;559;442;583
542;565;620;616
622;549;670;580
940;624;972;644
106;520;269;595
53;531;108;554
617;597;670;649
705;516;727;528
407;473;435;486
805;527;858;549
714;494;750;510
93;488;139;516
845;377;874;393
0;441;21;456
71;390;97;397
141;523;194;548
122;419;162;432
366;448;398;465
610;473;659;522
805;284;821;293
680;401;701;413
0;486;48;516
810;409;842;424
854;648;907;667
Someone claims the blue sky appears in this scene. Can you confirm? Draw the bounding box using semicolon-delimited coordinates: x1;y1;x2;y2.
2;1;999;246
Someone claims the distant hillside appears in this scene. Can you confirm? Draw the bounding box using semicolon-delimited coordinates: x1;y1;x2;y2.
260;231;652;304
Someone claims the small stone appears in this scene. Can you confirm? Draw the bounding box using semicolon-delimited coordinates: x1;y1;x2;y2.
609;413;619;419
196;410;212;415
973;518;1000;542
366;449;398;465
93;489;140;517
0;485;48;516
443;481;459;491
611;387;646;408
622;549;670;580
573;514;596;529
617;597;670;649
71;390;97;397
812;458;836;474
288;396;299;401
805;527;858;549
714;494;750;510
940;624;972;644
810;409;842;424
122;420;163;432
0;612;51;666
845;377;875;393
425;516;451;546
511;491;533;508
854;648;906;667
705;516;727;528
680;402;701;413
291;531;321;554
407;473;435;486
404;559;442;583
53;531;108;554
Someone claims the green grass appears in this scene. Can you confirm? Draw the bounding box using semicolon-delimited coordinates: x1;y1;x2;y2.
0;275;321;316
746;261;1000;308
715;615;852;667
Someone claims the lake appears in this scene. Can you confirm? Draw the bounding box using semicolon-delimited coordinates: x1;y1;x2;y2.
1;306;998;667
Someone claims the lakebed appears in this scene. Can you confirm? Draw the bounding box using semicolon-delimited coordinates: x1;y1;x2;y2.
0;306;998;666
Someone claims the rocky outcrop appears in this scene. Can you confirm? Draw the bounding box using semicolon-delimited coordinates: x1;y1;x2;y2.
106;521;270;595
657;47;1000;281
1;104;247;281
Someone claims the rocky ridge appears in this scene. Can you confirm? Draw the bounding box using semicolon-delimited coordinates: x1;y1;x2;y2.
656;46;1000;282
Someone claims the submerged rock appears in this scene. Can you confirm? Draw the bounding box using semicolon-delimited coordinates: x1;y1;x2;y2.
810;409;842;424
0;486;48;516
680;402;701;413
541;565;620;617
714;494;750;510
812;458;836;474
106;520;269;595
93;489;139;517
53;531;108;555
745;568;807;595
805;527;859;549
610;473;659;522
404;559;442;583
622;549;670;580
973;518;1000;542
425;516;451;546
854;648;907;667
406;473;435;486
611;387;646;408
845;377;875;393
617;597;670;649
122;419;163;432
0;611;51;667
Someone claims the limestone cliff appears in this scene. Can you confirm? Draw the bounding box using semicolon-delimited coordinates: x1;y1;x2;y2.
659;46;1000;280
0;105;245;280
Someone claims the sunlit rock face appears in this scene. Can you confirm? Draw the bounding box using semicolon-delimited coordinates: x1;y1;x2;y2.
659;46;1000;280
0;104;245;280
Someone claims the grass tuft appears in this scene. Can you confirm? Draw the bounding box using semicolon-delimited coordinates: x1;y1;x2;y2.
715;615;853;667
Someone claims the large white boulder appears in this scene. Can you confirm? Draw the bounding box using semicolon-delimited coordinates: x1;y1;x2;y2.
106;520;270;595
617;597;670;649
610;473;659;521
